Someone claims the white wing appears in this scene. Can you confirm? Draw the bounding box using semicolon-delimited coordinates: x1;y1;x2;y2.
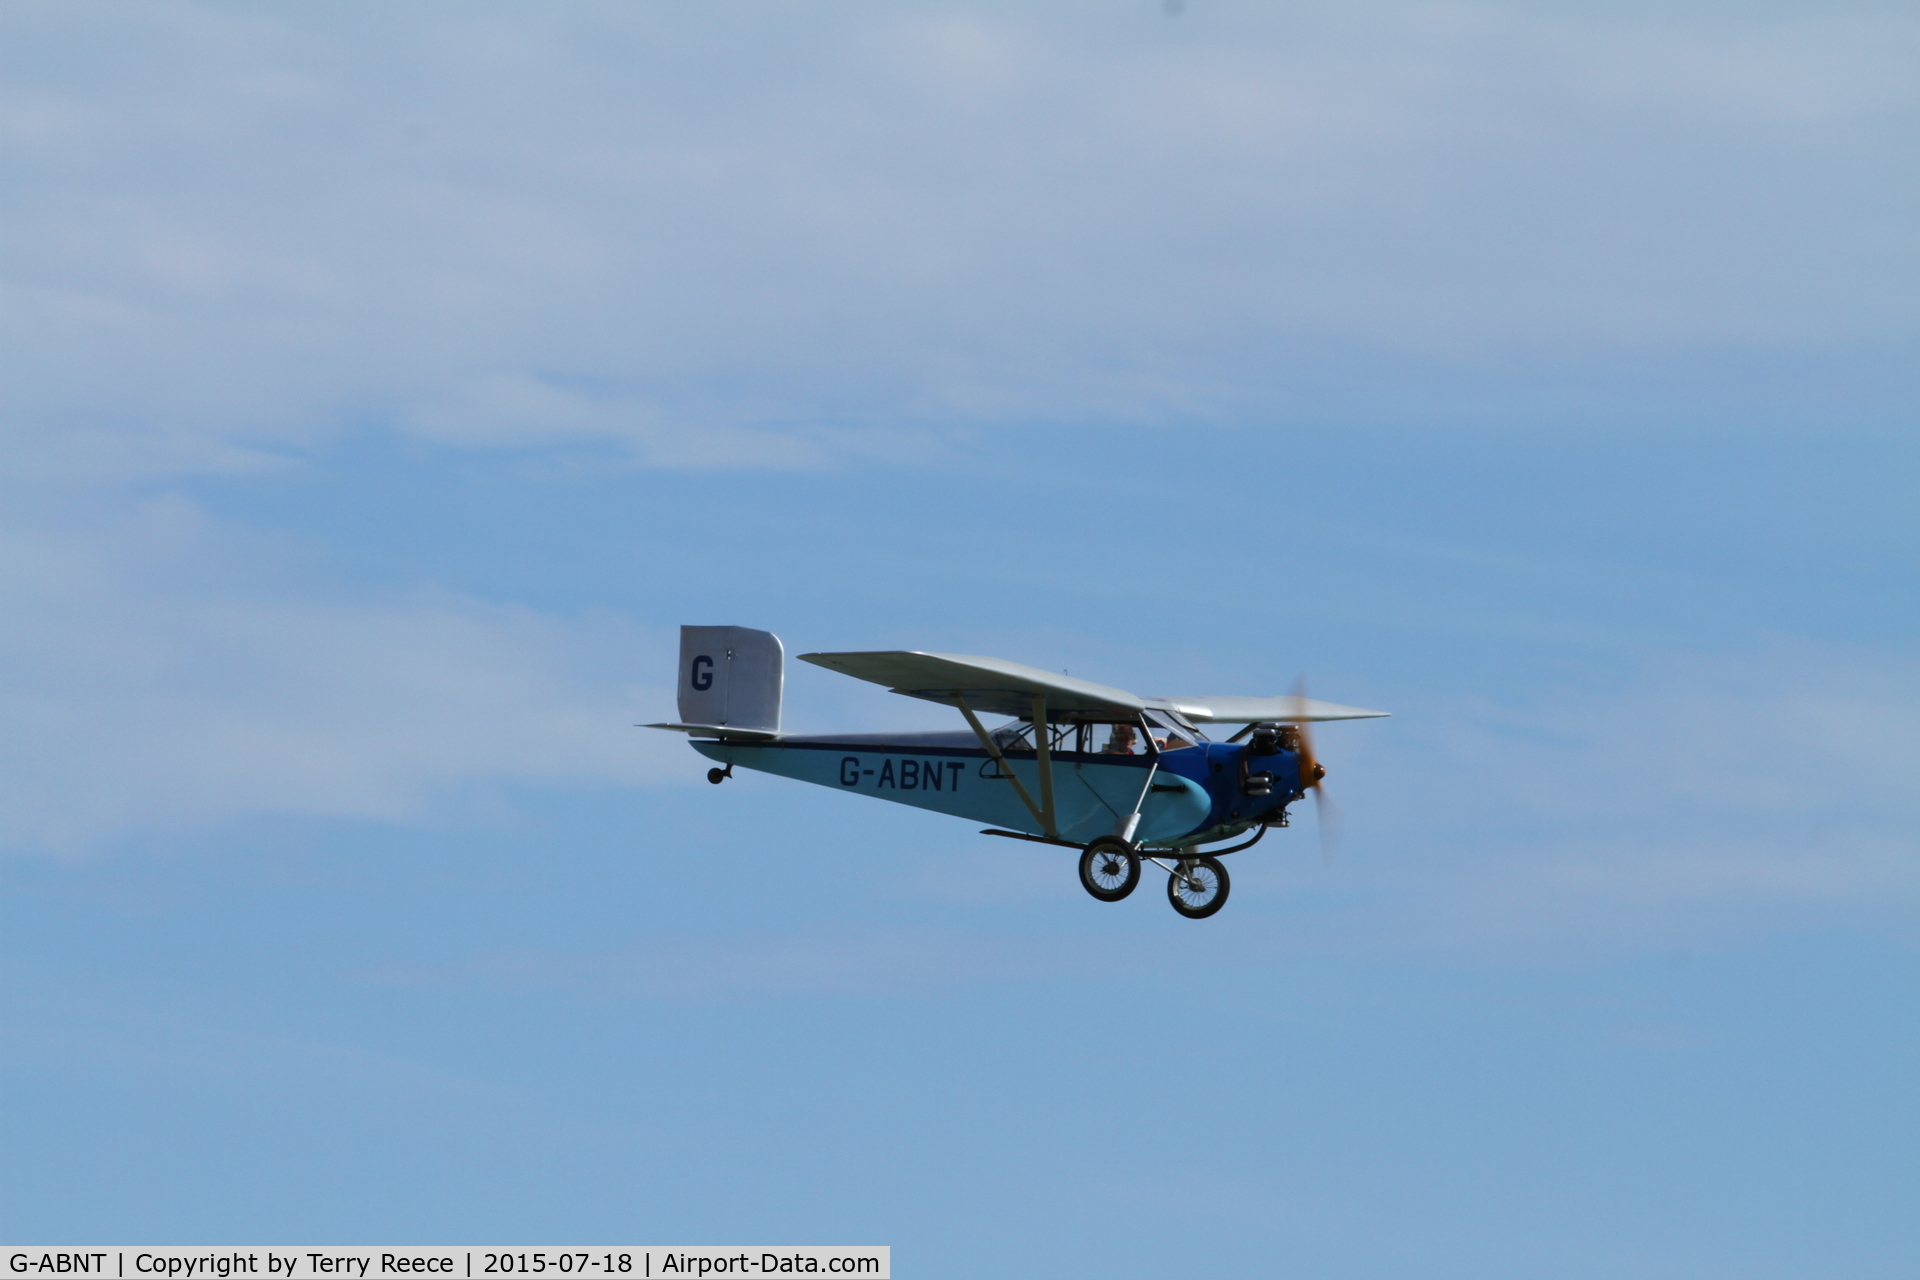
798;651;1390;725
1154;695;1389;724
797;651;1145;718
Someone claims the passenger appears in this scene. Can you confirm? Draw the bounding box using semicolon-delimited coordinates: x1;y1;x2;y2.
1103;724;1137;754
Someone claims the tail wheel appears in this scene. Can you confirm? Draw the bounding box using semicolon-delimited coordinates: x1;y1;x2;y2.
1078;837;1141;902
1167;855;1230;919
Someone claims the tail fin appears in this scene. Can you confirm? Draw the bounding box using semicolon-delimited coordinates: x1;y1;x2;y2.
677;626;784;732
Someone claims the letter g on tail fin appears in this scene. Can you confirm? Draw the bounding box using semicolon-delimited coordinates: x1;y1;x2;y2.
677;625;784;732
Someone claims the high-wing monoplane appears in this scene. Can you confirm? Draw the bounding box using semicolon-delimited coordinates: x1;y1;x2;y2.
647;626;1388;919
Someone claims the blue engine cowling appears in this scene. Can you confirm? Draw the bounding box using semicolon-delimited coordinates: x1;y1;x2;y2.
1155;737;1305;840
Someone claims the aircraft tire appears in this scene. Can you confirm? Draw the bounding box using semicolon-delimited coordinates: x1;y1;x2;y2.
1167;855;1230;919
1078;838;1140;902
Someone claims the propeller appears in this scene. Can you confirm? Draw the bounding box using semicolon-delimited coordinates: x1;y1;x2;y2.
1286;677;1343;864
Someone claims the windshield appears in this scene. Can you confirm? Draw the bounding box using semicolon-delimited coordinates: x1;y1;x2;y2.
1144;709;1207;748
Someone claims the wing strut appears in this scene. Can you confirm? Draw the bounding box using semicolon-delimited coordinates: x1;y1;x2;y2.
1030;693;1058;839
1114;714;1159;842
954;695;1057;840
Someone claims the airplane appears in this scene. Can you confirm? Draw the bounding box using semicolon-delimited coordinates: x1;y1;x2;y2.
647;626;1388;919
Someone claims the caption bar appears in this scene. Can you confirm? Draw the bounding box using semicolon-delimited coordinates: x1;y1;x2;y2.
4;1253;887;1280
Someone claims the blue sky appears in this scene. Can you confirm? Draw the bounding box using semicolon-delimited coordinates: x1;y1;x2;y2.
1;3;1915;1276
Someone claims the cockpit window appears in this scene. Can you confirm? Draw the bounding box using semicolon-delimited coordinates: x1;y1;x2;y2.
995;715;1204;755
1142;709;1205;749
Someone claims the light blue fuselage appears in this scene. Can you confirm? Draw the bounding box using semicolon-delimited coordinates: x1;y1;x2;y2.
692;731;1305;848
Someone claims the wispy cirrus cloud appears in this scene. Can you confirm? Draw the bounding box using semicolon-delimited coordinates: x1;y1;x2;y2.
0;1;1911;864
2;2;1911;484
1326;638;1920;952
0;496;679;853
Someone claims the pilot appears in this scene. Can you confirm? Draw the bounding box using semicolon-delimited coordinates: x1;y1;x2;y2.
1104;724;1137;754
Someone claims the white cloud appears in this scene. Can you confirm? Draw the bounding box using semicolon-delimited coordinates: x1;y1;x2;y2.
400;374;839;468
0;0;1910;878
1326;638;1920;951
0;496;679;853
0;1;1909;485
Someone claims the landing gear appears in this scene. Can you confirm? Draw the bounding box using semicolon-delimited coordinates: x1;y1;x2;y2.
707;764;733;785
1167;855;1230;919
1077;837;1140;902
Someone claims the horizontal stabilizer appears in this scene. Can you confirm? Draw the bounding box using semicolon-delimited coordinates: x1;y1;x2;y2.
799;651;1145;718
1157;696;1390;724
641;722;783;741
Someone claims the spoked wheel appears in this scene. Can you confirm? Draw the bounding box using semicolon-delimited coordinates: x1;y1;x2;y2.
1167;855;1231;919
1078;837;1141;902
